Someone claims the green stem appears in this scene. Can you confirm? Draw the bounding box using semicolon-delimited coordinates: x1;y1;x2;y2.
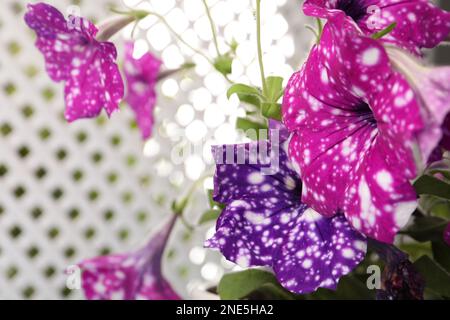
202;0;221;57
112;8;214;65
256;0;268;97
316;18;323;40
372;22;397;40
172;174;211;231
179;214;194;232
157;62;196;82
149;12;214;64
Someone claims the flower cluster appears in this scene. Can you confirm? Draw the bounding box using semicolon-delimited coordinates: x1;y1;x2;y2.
208;1;450;294
22;1;450;299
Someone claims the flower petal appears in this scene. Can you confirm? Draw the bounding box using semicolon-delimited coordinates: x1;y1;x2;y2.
205;198;307;267
24;3;98;81
80;215;180;300
211;141;300;205
273;209;367;293
124;42;162;139
64;47;124;121
303;0;450;55
24;3;78;81
207;133;367;293
80;254;138;300
207;140;303;266
364;0;450;55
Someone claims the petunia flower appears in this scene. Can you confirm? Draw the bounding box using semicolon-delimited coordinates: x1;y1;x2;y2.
282;14;424;244
386;46;450;166
445;222;450;247
78;215;180;300
303;0;450;56
205;121;367;294
124;41;162;140
24;3;125;122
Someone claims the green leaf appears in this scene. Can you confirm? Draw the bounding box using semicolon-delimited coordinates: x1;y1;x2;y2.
236;118;268;140
265;76;284;102
218;269;284;300
432;240;450;272
261;102;282;121
227;84;263;100
238;94;261;108
207;189;215;208
307;275;374;300
401;216;448;242
398;241;432;261
244;283;295;300
198;209;221;225
214;55;233;76
414;255;450;297
413;175;450;200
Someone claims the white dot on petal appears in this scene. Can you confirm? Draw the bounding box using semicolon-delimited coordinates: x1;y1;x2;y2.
302;259;312;269
362;48;380;66
248;172;264;184
342;248;355;259
236;256;250;268
375;170;393;191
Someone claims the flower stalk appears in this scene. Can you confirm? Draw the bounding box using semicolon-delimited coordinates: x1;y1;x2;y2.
202;0;221;57
256;0;268;97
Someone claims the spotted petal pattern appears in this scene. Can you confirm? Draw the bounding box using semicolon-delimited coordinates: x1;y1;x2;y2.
206;124;366;294
303;0;450;56
124;42;162;139
79;215;180;300
283;15;421;243
24;3;124;122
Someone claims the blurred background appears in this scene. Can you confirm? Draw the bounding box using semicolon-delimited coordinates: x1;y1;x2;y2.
0;0;312;299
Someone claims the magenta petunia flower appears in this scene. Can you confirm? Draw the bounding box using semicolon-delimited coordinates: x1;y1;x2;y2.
445;223;450;247
24;3;124;122
386;46;450;165
282;14;424;244
124;42;162;140
206;121;367;294
303;0;450;55
79;215;180;300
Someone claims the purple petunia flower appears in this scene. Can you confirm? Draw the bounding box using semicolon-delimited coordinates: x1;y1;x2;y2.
386;46;450;166
78;215;180;300
282;14;424;244
303;0;450;56
24;3;124;122
124;42;162;140
205;121;367;294
445;223;450;247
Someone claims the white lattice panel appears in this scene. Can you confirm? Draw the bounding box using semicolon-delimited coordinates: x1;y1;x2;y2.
0;0;310;299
